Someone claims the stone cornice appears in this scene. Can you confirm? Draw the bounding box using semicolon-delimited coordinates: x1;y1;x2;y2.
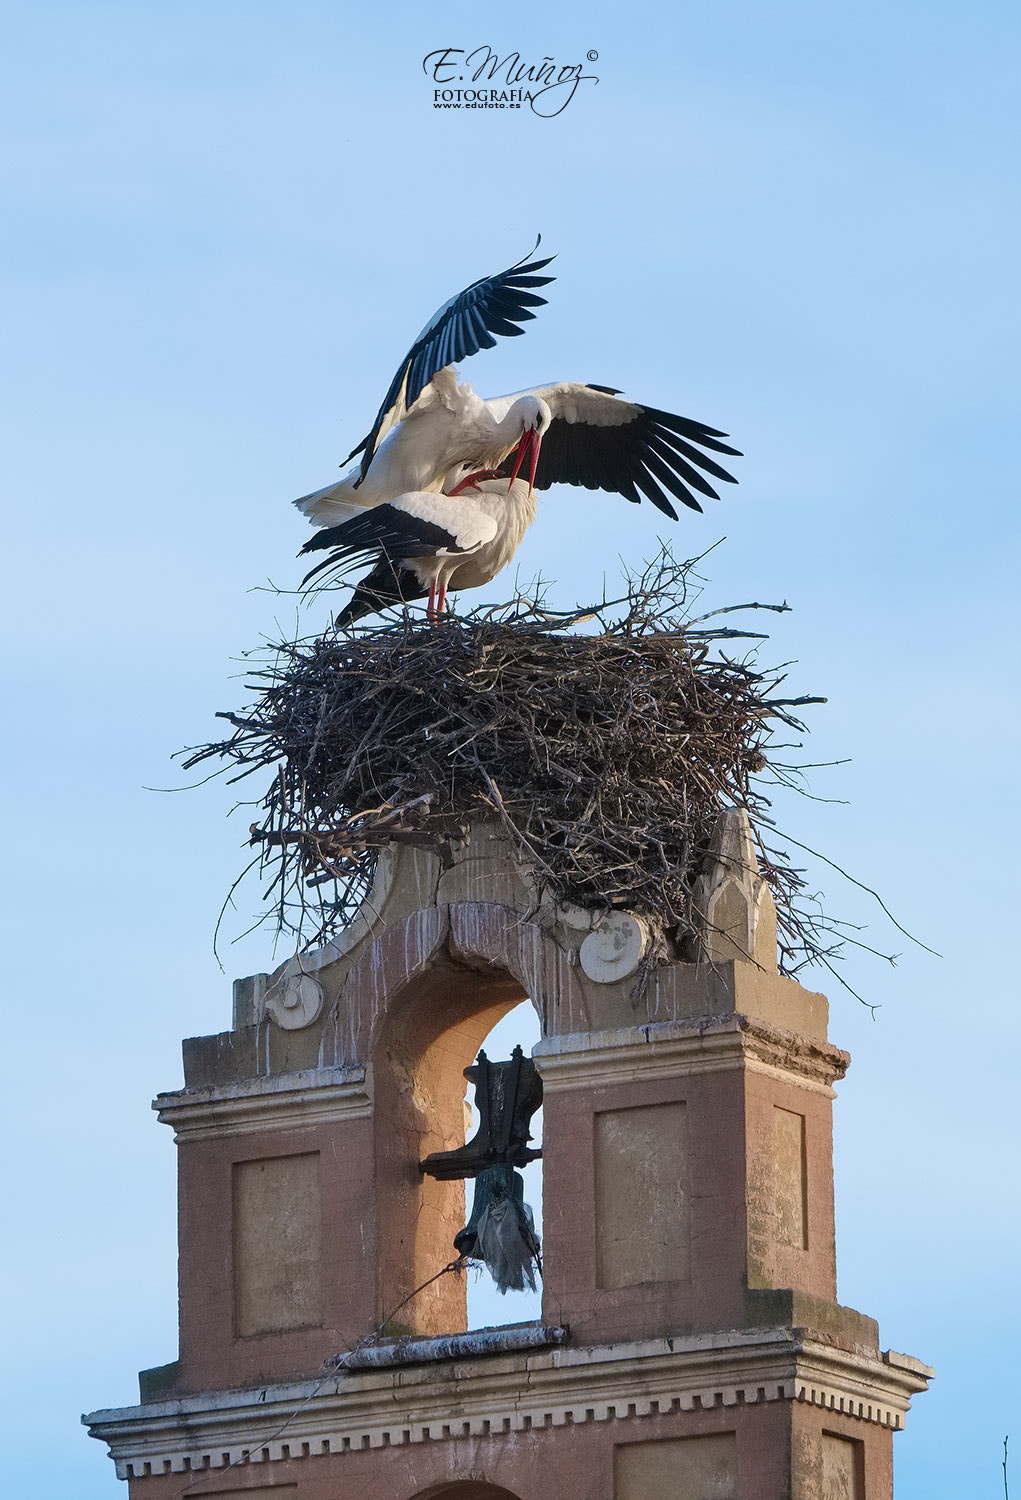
83;1327;930;1481
153;1065;372;1142
533;1015;849;1096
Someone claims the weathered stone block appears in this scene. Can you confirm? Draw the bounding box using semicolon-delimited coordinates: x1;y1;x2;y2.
615;1430;737;1497
232;1153;322;1337
595;1101;690;1289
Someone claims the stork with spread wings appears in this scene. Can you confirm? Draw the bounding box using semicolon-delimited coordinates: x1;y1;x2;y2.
293;242;741;614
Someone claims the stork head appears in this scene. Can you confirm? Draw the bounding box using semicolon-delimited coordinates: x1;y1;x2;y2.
507;395;551;496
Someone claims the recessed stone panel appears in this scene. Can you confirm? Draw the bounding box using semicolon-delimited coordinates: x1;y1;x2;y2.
189;1490;298;1499
822;1432;864;1500
595;1101;689;1288
615;1431;737;1498
774;1105;808;1249
233;1153;322;1337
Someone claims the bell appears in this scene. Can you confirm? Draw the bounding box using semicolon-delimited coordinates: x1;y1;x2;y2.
420;1045;543;1181
455;1164;541;1293
454;1163;523;1258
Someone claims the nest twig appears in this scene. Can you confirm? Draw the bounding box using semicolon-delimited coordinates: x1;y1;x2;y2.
183;551;842;973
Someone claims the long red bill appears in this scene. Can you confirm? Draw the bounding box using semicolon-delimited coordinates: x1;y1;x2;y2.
508;428;541;496
526;428;541;497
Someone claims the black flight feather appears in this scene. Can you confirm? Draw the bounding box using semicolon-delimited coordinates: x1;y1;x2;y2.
298;504;466;589
519;387;741;519
348;241;556;485
334;559;427;627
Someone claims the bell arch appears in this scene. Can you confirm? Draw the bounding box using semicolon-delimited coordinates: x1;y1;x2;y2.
327;901;588;1069
372;954;530;1337
347;901;577;1338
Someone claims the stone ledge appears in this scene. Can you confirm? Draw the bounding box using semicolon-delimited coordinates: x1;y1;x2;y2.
884;1349;935;1379
84;1327;931;1480
153;1065;372;1142
343;1323;567;1370
533;1015;849;1095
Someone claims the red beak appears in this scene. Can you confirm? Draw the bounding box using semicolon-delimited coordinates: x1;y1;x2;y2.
508;427;542;497
447;467;501;497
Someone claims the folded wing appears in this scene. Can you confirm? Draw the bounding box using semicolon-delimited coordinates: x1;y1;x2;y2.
299;493;498;588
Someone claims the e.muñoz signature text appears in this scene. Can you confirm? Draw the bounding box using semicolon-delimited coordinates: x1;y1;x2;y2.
423;47;598;118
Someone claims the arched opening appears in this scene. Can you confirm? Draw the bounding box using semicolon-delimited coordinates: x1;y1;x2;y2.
373;956;539;1337
465;999;543;1331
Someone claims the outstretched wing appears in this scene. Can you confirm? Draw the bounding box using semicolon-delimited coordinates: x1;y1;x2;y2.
349;243;556;483
501;382;741;521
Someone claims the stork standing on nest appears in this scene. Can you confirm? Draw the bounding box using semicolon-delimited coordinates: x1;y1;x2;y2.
299;463;535;624
294;242;741;537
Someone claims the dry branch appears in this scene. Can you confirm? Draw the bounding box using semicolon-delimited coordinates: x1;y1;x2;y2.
183;552;838;971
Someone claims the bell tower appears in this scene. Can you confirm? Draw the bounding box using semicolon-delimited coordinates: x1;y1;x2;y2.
85;815;930;1499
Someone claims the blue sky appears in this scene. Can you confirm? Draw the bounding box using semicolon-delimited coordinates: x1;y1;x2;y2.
2;2;1019;1495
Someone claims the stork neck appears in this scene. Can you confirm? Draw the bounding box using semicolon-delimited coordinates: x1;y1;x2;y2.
488;397;536;445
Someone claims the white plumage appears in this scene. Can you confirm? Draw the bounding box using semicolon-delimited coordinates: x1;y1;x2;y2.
294;245;740;538
297;371;549;526
299;464;537;623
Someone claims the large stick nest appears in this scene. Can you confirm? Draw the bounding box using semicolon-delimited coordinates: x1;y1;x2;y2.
185;553;836;975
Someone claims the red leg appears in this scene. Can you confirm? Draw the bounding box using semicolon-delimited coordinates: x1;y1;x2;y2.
437;579;447;615
426;581;437;621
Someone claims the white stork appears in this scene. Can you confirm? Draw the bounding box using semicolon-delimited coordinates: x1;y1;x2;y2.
298;464;535;624
294;244;741;531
